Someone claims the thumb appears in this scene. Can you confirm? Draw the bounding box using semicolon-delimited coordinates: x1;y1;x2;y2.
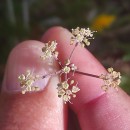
0;40;66;130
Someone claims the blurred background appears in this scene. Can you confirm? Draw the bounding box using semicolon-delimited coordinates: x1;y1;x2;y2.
1;0;130;97
0;0;130;129
1;0;130;92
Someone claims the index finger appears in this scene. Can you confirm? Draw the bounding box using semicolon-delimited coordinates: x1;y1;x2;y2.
42;26;130;130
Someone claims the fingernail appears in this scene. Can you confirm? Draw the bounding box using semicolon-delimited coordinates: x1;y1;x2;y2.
2;40;58;93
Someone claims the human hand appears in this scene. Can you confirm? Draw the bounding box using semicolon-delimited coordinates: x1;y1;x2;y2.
0;27;130;130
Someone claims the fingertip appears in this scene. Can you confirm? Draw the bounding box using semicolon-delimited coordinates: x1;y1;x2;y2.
41;26;70;42
2;40;56;93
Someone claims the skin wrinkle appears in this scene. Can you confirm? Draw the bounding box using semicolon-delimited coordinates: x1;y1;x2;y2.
77;89;130;130
77;92;107;115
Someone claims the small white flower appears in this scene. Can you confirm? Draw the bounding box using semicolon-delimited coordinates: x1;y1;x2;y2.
70;64;77;71
62;81;69;89
62;66;71;74
85;28;94;37
72;86;80;93
63;95;71;103
62;59;77;74
72;27;80;35
80;28;86;35
41;41;58;60
71;27;96;47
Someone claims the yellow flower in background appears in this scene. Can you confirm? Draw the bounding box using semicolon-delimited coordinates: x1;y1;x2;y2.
91;14;116;32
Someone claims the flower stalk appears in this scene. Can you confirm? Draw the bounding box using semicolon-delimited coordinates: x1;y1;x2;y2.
75;70;100;78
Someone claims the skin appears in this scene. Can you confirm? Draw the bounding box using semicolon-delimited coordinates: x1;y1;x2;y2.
0;26;130;130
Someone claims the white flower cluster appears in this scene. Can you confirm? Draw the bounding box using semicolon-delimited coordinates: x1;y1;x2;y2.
62;59;77;74
57;79;80;103
100;67;121;91
56;59;78;103
71;27;96;47
18;70;40;94
40;41;58;60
